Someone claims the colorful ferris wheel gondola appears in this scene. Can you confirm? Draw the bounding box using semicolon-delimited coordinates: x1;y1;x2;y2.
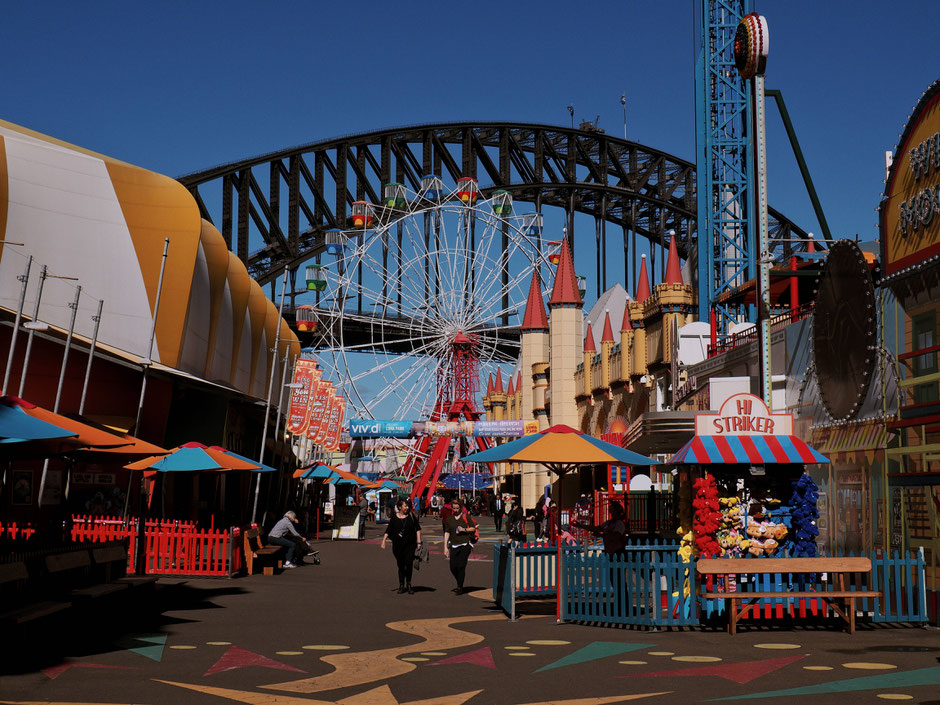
456;177;479;204
350;201;375;228
421;174;445;203
491;190;513;216
576;274;587;299
520;212;543;237
295;304;318;332
383;182;407;210
305;264;328;291
548;240;562;266
324;228;347;256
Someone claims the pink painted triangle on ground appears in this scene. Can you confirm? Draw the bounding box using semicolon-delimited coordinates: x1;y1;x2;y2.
619;654;807;684
43;660;138;680
430;646;496;669
204;645;306;676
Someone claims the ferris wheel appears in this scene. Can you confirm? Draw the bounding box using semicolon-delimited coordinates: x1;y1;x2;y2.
304;176;552;424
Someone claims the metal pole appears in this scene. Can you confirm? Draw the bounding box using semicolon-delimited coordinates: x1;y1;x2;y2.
621;93;627;140
124;238;169;518
18;265;48;398
753;73;772;408
2;255;32;396
134;238;170;434
78;299;104;415
38;285;81;506
252;267;288;523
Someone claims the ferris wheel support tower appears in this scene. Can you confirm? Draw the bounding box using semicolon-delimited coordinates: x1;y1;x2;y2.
407;332;493;504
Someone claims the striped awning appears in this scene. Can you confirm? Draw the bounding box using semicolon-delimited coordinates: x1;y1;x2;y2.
670;434;829;465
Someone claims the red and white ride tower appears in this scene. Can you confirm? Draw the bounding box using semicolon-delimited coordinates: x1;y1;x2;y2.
406;331;492;504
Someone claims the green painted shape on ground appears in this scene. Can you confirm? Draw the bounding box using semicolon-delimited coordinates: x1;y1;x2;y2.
535;642;655;672
116;633;168;662
710;666;940;700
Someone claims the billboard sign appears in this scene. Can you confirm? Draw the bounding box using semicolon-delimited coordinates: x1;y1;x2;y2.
286;359;320;435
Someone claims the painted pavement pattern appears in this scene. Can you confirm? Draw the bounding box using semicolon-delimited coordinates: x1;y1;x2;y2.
1;524;938;705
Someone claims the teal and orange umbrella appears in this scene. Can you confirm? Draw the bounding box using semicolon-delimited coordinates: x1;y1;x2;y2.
125;442;269;474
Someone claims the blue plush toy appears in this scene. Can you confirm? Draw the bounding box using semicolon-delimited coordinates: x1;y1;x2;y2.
789;472;820;557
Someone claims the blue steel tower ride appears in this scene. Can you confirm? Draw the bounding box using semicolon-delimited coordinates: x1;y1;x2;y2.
695;0;755;335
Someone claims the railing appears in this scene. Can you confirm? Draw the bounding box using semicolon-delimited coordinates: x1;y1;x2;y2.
0;522;36;541
707;303;813;357
493;542;928;628
70;515;236;577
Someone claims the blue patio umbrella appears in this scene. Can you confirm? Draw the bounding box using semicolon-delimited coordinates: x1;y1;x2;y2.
0;403;77;442
296;464;339;480
215;448;277;472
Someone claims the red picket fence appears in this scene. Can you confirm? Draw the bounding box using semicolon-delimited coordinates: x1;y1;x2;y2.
70;515;235;577
0;522;36;541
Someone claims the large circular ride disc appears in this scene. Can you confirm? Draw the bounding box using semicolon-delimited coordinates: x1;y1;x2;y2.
812;240;877;421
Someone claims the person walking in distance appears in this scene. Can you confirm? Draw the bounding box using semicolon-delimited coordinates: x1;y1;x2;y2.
488;492;503;531
381;498;422;594
443;497;478;595
358;494;369;540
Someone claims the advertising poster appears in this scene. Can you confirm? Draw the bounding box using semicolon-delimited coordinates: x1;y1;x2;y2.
348;420;413;438
306;383;334;444
286;359;320;435
324;397;346;451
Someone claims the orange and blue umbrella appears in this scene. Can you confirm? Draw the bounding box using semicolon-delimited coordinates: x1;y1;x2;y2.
124;442;264;473
462;424;657;476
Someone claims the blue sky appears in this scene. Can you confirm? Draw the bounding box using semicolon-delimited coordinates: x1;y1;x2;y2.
3;0;937;257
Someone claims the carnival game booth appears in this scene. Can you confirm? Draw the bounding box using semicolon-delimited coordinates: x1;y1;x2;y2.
670;393;929;631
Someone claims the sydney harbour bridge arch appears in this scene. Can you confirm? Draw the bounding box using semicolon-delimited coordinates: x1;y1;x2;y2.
178;121;808;300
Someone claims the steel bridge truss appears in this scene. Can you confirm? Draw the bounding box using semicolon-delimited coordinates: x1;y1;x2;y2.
178;122;807;306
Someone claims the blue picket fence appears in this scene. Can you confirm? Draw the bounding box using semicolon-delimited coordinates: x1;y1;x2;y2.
698;550;929;625
561;543;697;626
493;541;928;628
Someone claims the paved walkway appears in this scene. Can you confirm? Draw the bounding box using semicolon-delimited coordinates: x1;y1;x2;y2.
2;521;939;705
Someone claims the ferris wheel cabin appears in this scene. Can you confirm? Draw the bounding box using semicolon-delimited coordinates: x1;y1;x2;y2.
456;177;479;203
295;304;318;332
350;200;375;228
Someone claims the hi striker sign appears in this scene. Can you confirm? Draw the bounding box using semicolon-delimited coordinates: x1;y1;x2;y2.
695;393;792;436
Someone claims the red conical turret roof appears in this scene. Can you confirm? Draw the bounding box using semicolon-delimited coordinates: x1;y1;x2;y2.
665;235;683;286
601;312;615;343
507;376;515;396
621;299;633;331
584;327;596;353
486;374;494;395
517;371;522;390
807;233;816;253
494;368;504;393
549;237;583;306
521;270;549;330
636;255;651;302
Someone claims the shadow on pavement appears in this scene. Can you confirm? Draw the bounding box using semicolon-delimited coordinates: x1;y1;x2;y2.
0;581;248;676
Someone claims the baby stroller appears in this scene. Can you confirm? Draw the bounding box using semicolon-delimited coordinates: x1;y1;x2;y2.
298;540;321;565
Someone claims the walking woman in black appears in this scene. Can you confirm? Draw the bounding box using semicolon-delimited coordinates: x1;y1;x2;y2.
380;498;422;594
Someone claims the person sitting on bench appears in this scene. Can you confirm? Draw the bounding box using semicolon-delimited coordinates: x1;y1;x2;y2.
267;511;306;568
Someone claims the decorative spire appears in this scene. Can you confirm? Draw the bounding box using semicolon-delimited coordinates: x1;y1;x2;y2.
635;254;651;302
486;373;494;395
665;235;683;286
521;269;549;330
517;371;522;391
621;299;633;331
601;311;615;343
806;232;816;253
548;237;583;306
584;326;596;353
507;376;515;396
494;368;504;393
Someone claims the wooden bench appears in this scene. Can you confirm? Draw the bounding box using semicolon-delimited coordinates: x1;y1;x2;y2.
697;556;882;635
47;550;128;601
0;562;71;626
243;528;285;575
90;545;158;591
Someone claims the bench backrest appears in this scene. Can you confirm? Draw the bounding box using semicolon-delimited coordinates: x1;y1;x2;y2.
244;528;263;553
697;556;871;575
0;562;29;586
46;550;92;574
